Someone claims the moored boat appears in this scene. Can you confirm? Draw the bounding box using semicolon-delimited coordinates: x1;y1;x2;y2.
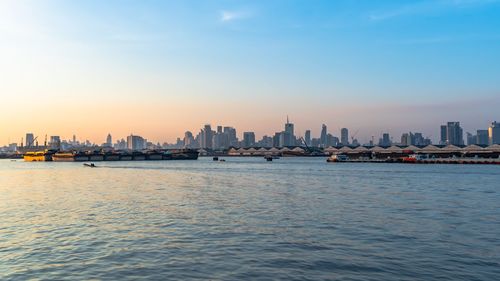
52;151;89;162
23;150;55;162
327;154;349;162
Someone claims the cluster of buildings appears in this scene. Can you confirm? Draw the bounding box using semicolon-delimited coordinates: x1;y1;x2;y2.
2;120;500;154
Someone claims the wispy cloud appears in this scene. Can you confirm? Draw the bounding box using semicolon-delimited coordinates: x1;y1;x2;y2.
219;9;253;23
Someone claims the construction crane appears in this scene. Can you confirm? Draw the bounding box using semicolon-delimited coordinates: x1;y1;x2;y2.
27;136;38;147
351;129;360;144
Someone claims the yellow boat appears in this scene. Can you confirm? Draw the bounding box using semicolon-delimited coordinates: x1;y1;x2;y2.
23;150;53;162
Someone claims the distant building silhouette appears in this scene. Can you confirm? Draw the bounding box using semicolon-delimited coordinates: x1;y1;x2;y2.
127;135;145;150
320;124;327;147
340;128;349;146
243;132;256;147
441;122;464;146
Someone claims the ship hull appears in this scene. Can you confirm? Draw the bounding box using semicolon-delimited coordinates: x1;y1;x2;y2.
24;155;51;162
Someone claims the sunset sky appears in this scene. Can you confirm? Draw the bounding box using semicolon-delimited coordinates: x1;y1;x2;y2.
1;0;499;145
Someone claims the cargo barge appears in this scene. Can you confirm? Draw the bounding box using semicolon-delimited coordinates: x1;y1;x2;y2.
24;149;199;162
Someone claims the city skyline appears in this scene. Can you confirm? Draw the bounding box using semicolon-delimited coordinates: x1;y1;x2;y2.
4;119;499;150
1;0;500;144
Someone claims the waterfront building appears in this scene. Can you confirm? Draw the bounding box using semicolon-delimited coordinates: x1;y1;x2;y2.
489;121;500;144
341;128;349;146
243;132;256;148
127;135;145;150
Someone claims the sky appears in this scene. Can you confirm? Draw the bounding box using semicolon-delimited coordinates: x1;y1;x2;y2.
1;0;499;145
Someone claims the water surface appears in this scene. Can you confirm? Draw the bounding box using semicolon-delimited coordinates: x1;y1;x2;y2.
1;158;499;280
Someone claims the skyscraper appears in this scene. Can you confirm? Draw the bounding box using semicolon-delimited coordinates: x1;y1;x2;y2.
489;121;500;144
320;124;327;147
476;130;489;146
340;128;349;146
283;116;295;146
243;132;255;147
25;133;34;147
379;133;391;147
440;125;447;145
184;131;195;148
442;122;464;146
106;133;112;147
127;135;145;150
203;124;213;149
49;136;61;149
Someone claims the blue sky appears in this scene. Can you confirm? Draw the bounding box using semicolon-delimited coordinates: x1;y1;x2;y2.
0;0;499;143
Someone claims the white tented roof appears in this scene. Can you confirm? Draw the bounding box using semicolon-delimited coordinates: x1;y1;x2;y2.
486;144;500;152
324;146;338;152
441;144;462;151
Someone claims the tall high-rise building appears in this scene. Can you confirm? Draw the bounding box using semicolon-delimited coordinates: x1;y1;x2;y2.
476;130;489;146
243;132;255;147
440;125;447;145
224;127;238;147
106;133;112;147
340;128;349;146
127;135;145;150
283;116;295;146
320;124;327;147
184;131;195;148
401;133;411;146
25;133;34;147
49;136;61;149
379;133;391;147
273;132;282;147
442;122;464;146
203;124;213;149
304;130;311;146
489;121;500;145
467;132;476;145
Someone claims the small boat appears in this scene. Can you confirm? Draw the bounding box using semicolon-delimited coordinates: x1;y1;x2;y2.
84;163;96;168
327;154;349;163
219;159;226;162
213;156;219;161
265;155;273;161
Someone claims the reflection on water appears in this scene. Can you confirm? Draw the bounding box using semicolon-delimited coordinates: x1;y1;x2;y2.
1;158;499;280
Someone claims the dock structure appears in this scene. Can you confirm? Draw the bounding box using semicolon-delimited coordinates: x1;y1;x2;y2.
226;144;500;159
